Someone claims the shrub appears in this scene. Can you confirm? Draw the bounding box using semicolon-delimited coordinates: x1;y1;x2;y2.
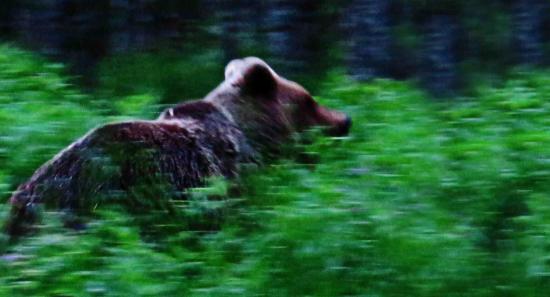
3;46;550;296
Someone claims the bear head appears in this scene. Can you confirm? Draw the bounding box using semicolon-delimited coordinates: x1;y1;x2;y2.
203;57;351;152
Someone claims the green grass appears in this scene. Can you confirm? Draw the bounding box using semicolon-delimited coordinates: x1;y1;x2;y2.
2;45;550;296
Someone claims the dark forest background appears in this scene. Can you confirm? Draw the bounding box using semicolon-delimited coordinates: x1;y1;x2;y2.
0;0;548;96
2;1;550;297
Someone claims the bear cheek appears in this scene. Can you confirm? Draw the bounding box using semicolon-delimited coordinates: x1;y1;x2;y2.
288;103;316;132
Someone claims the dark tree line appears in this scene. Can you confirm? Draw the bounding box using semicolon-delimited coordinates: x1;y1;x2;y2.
345;0;550;95
0;0;548;94
0;0;205;80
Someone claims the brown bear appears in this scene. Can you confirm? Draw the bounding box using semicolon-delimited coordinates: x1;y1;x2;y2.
4;57;351;237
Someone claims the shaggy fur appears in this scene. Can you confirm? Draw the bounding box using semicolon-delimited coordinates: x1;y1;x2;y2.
5;57;351;237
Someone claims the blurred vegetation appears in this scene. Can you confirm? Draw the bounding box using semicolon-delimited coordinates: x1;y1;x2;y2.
96;49;224;106
0;45;102;189
2;44;550;297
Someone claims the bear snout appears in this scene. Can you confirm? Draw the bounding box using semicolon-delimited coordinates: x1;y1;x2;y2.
326;115;352;137
312;105;352;137
341;116;353;135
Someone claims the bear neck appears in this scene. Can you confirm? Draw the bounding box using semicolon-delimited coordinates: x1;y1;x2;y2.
203;85;294;160
160;100;261;165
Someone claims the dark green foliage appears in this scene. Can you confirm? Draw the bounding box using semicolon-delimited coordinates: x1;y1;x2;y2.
3;46;550;296
0;45;102;191
97;50;224;106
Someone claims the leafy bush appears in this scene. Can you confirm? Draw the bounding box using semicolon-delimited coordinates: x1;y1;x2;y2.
0;45;103;192
3;46;550;296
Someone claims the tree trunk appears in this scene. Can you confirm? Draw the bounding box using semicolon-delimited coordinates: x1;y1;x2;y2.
512;0;547;65
422;15;458;96
345;0;391;81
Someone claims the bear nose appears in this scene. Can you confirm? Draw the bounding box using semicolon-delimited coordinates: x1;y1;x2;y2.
326;115;352;136
340;116;352;135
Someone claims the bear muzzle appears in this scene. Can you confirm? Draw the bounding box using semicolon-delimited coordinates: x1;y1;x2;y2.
325;115;352;137
312;105;352;137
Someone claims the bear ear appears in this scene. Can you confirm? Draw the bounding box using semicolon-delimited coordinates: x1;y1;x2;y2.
241;63;277;98
225;60;239;80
